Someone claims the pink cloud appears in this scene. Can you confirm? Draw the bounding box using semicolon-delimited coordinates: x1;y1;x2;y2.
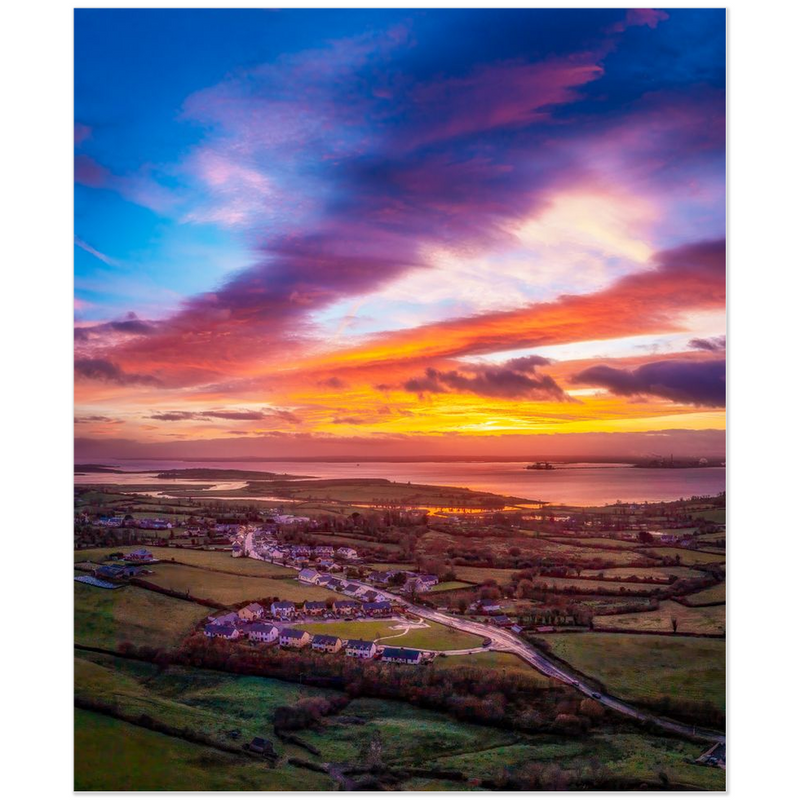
609;9;669;34
74;122;91;145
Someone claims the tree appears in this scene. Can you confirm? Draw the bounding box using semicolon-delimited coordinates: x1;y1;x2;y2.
671;616;678;633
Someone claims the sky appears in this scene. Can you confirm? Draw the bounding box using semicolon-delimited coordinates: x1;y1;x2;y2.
74;8;726;461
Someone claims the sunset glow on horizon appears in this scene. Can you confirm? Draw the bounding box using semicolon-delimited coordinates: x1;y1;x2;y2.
74;8;725;461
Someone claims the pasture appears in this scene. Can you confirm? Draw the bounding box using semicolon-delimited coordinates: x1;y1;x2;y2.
641;548;725;565
74;582;208;650
681;582;726;605
580;566;704;581
145;562;330;605
541;633;725;714
298;619;484;650
593;600;725;635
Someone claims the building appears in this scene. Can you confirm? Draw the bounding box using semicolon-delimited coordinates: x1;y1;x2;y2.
209;611;239;626
314;545;335;557
248;737;275;756
336;546;358;560
381;647;423;665
204;622;240;640
279;629;311;649
302;600;327;617
298;568;320;584
271;601;296;618
333;599;361;615
126;548;155;562
311;634;343;654
238;603;265;622
345;639;377;659
363;601;392;616
247;623;279;643
232;544;243;558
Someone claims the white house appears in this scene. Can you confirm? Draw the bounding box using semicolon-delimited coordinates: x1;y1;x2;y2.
280;629;311;649
238;603;265;622
247;623;279;644
204;622;240;640
336;546;358;560
271;601;296;618
311;634;343;653
345;639;377;659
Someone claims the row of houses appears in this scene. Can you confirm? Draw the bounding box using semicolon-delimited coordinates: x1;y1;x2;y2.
207;598;394;629
366;569;440;594
203;621;426;665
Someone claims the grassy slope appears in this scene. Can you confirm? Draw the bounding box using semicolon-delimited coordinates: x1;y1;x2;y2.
593;600;725;635
541;633;725;713
641;547;725;565
432;651;553;685
74;582;208;650
682;582;726;605
145;562;330;604
298;619;484;650
74;709;333;791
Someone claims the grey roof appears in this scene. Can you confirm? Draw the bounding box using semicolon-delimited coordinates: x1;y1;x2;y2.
346;639;375;649
382;647;422;661
281;628;308;639
312;634;341;645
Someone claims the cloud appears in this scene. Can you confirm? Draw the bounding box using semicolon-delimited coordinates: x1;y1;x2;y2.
317;377;348;389
74;415;122;424
403;356;572;401
74;358;162;387
572;358;725;407
73;312;157;343
147;408;301;423
689;335;726;352
74;236;120;267
74;122;91;145
608;9;669;34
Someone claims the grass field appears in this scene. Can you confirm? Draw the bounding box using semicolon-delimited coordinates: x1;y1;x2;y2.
580;566;704;581
428;730;724;790
681;582;726;605
541;633;725;714
432;651;553;684
546;536;643;549
75;709;334;791
593;599;725;635
297;619;485;650
529;576;660;594
74;582;209;650
426;581;474;593
145;562;331;605
74;546;297;577
640;547;725;565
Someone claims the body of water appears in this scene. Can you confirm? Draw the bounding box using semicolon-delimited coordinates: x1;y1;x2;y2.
75;459;725;507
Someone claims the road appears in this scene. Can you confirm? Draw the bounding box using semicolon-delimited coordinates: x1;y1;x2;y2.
242;533;725;745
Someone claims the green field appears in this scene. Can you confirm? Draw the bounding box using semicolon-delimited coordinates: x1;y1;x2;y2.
426;581;474;593
75;709;334;791
641;547;725;565
593;599;725;635
580;566;703;581
432;651;553;684
298;619;485;650
541;633;725;714
75;582;209;650
530;576;660;594
546;536;643;549
682;582;726;605
145;562;330;605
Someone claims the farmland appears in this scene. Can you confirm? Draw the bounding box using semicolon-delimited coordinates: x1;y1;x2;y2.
682;582;726;605
298;619;485;651
640;548;725;565
144;562;332;605
74;582;208;650
592;600;725;635
540;633;725;715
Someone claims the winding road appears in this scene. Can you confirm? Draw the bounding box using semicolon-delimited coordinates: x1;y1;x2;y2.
243;531;725;746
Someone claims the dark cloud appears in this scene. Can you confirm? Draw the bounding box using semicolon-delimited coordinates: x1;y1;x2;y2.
572;359;725;407
74;312;157;342
689;335;726;352
74;358;162;387
147;408;301;423
74;415;121;424
403;356;571;401
318;377;347;389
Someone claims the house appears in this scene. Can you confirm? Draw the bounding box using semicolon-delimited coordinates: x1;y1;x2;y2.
303;600;327;616
314;545;335;557
298;568;320;584
204;622;240;640
248;737;275;756
334;599;361;615
479;601;502;614
327;579;346;593
126;548;155;562
360;589;380;603
363;601;392;616
238;603;265;622
336;546;358;560
342;582;361;595
94;564;141;581
248;623;279;643
311;634;343;653
345;639;377;659
231;544;243;558
492;615;513;627
210;611;239;626
315;573;333;586
381;647;423;665
279;629;311;648
316;559;337;571
271;601;296;618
